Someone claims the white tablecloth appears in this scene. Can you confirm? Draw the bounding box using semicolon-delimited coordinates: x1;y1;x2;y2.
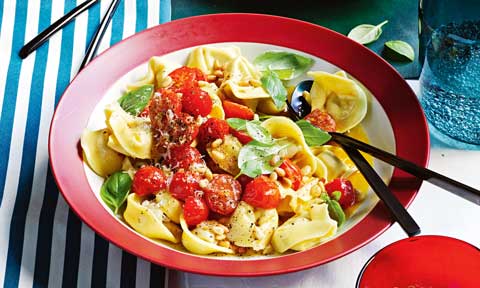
178;81;480;288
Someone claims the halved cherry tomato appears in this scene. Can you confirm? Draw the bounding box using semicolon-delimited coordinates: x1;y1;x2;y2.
183;196;209;227
324;178;356;209
181;86;212;117
222;100;255;120
304;109;336;132
203;174;242;215
243;175;280;209
132;166;167;196
165;145;203;171
168;67;205;89
229;128;253;145
149;89;182;116
198;118;230;148
279;159;303;190
169;171;202;200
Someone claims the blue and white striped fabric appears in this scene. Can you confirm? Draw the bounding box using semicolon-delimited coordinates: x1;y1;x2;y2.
0;1;173;287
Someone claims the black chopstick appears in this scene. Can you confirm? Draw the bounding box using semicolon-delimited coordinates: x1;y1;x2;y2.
331;132;480;206
341;145;421;237
79;0;121;71
19;0;100;59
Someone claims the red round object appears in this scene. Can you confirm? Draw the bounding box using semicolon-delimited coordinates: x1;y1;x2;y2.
168;66;203;89
198;118;230;147
325;178;356;209
168;171;202;201
203;174;241;215
357;235;480;288
183;196;209;227
279;159;303;191
49;14;429;276
223;100;255;120
165;145;203;171
304;109;337;132
181;86;212;117
243;176;281;209
132;166;167;196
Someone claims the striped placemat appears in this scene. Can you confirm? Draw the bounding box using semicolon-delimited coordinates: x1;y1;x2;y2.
0;1;176;287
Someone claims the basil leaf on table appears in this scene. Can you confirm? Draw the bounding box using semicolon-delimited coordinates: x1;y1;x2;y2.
295;120;332;146
384;40;415;62
260;69;288;110
118;84;154;116
237;140;290;178
347;20;388;45
253;51;314;80
100;171;132;214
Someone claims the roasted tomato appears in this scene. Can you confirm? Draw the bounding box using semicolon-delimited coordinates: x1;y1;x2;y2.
183;196;209;227
243;175;280;209
181;86;212;117
132;166;167;196
236;174;253;189
222;100;255;120
165;145;204;171
229;128;253;145
149;89;182;115
304;109;336;132
169;171;202;201
203;174;242;215
279;159;303;190
168;66;205;89
198;118;230;148
324;178;356;209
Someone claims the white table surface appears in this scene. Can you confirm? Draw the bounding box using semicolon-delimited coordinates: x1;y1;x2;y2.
177;81;480;288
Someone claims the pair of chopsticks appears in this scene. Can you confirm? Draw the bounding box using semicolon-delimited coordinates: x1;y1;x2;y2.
331;132;480;236
19;0;120;71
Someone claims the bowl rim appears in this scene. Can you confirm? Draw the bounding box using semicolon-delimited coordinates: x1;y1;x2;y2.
49;13;430;276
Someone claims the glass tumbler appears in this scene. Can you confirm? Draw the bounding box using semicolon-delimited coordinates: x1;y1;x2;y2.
419;0;480;148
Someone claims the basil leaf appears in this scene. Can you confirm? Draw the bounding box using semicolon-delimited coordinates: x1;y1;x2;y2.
237;140;289;178
226;118;248;131
384;40;415;61
254;51;314;80
261;69;287;110
245;121;273;144
327;199;346;227
100;171;132;214
296;120;332;146
118;84;154;116
347;20;388;45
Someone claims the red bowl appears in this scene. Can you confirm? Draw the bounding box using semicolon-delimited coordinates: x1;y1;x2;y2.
49;13;429;276
357;235;480;287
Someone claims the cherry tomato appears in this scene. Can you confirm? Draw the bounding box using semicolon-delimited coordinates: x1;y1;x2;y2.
304;109;336;132
243;175;280;209
183;196;209;227
198;118;230;148
203;174;242;215
169;171;202;200
181;86;212;117
223;100;255;120
132;166;167;196
279;159;303;190
168;67;204;89
229;128;253;145
149;89;182;116
165;145;204;171
324;178;356;209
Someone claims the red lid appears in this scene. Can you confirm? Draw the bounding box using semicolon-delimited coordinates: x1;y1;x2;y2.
357;235;480;287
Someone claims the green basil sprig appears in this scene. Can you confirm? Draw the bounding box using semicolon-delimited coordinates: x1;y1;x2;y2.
118;84;154;116
295;120;332;146
260;69;288;110
227;118;273;145
321;193;346;227
237;140;290;178
100;171;132;214
384;40;415;62
253;51;314;80
347;20;388;45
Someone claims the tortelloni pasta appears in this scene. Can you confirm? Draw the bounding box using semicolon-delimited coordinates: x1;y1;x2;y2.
308;70;368;132
82;44;374;258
